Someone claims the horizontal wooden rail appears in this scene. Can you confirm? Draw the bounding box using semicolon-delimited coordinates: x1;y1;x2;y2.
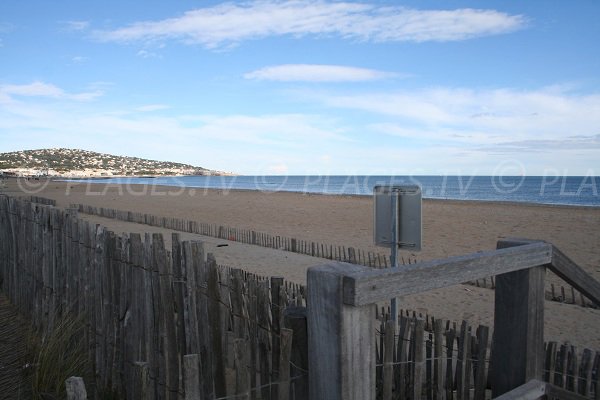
550;245;600;307
342;242;552;306
309;238;600;400
498;238;600;307
492;379;546;400
545;382;591;400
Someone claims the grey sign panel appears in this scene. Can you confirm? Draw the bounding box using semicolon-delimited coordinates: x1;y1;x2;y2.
373;185;422;250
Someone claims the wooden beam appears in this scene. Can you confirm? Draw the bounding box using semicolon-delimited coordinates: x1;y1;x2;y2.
343;242;552;306
498;238;600;307
307;262;376;400
492;241;546;397
545;382;591;400
550;245;600;307
491;379;546;400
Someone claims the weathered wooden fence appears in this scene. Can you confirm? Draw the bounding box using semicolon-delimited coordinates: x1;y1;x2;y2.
374;309;600;400
72;203;597;310
307;239;600;400
72;203;404;268
28;195;57;206
2;195;599;399
0;195;308;399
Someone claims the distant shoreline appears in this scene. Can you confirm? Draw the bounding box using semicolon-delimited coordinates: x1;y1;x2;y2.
52;174;600;209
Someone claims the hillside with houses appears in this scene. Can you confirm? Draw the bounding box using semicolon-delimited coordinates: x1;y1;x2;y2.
0;148;228;177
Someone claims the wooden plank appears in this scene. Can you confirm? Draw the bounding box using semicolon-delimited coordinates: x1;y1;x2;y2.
579;349;593;397
413;318;425;400
456;321;468;400
307;262;375;400
433;319;445;400
550;245;600;307
171;234;186;364
382;319;395;400
271;277;284;400
473;325;489;400
207;257;227;398
556;344;568;388
491;262;545;397
343;243;552;306
283;306;309;400
278;328;293;400
593;352;600;400
568;346;579;393
546;383;590;400
545;342;557;384
153;233;179;399
492;379;546;400
427;332;433;400
445;326;456;400
396;316;411;400
234;338;250;400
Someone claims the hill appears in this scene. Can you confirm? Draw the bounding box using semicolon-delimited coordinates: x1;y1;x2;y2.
0;148;228;177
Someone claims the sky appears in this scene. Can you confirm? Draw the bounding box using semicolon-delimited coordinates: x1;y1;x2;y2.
0;0;599;175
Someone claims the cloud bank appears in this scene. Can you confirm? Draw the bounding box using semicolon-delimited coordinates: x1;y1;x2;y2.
95;1;525;48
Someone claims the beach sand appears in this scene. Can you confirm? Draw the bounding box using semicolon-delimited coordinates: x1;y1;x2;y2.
2;178;599;349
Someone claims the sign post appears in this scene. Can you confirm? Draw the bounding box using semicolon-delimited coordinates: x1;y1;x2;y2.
373;185;422;319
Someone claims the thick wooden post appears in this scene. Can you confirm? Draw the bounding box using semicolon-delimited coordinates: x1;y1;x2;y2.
492;240;546;397
307;262;375;400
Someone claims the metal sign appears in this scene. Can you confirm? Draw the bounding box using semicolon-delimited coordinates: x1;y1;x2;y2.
373;185;422;251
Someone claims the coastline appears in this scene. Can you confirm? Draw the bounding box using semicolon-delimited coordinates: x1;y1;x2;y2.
55;175;600;208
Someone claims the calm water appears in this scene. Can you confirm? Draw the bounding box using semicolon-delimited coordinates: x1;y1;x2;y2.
66;175;600;207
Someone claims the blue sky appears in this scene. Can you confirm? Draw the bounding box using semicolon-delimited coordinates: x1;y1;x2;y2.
1;1;599;175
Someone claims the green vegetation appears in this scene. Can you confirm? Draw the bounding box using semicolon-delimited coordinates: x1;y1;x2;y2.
30;313;92;399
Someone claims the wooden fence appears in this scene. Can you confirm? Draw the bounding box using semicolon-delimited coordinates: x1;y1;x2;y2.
307;239;600;400
73;203;597;311
72;203;405;268
29;195;57;206
0;195;308;399
1;195;599;399
374;309;600;400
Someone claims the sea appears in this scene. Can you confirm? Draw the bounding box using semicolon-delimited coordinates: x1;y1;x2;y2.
66;175;600;207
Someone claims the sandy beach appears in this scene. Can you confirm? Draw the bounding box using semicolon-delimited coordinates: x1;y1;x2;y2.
2;178;599;349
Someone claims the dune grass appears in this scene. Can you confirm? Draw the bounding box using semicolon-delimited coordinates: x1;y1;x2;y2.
30;313;92;400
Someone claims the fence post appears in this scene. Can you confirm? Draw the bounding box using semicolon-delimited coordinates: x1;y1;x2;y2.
283;306;309;399
492;240;546;397
307;262;375;400
65;377;87;400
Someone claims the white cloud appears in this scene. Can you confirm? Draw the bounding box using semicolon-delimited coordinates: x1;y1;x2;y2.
136;104;170;112
319;87;600;145
64;21;90;31
0;81;103;101
244;64;397;82
136;49;161;58
71;56;88;64
94;1;525;48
